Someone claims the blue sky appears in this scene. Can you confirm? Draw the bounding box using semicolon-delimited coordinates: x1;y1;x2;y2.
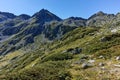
0;0;120;19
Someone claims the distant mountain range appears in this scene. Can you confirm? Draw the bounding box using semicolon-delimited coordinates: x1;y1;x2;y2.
0;9;120;55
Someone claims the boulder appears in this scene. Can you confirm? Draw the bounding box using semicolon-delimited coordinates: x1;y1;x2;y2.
99;55;104;59
99;62;105;67
81;63;92;69
100;37;107;42
66;48;74;52
80;55;89;59
74;59;86;64
66;47;82;54
116;56;120;60
73;47;82;54
82;63;89;69
88;60;95;63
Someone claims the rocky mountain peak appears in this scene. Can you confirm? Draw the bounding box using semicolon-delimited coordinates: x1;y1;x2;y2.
63;17;87;27
68;17;86;20
17;14;31;20
0;11;16;22
116;12;120;17
96;11;105;16
38;9;49;13
32;9;62;23
0;11;16;18
88;11;106;20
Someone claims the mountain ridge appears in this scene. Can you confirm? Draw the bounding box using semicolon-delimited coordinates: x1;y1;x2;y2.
0;9;120;55
0;9;120;80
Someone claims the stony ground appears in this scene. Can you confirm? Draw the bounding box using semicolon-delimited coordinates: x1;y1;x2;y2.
69;56;120;80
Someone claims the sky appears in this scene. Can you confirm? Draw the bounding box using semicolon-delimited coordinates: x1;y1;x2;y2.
0;0;120;19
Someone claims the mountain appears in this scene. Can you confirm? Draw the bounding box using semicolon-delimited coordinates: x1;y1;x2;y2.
63;17;87;27
0;9;88;55
86;11;115;27
32;9;62;23
0;12;16;22
0;9;120;80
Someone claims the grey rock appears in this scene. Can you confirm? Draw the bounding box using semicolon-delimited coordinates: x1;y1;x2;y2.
81;63;92;69
99;62;105;67
100;37;108;42
66;47;82;54
99;55;104;59
82;63;88;69
73;47;82;54
74;59;86;64
116;56;120;60
88;60;95;63
80;55;89;59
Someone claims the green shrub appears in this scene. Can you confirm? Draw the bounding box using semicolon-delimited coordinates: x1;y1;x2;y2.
83;33;120;55
5;61;72;80
41;53;73;62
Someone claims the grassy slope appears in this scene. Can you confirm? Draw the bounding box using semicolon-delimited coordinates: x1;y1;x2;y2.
0;26;120;80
